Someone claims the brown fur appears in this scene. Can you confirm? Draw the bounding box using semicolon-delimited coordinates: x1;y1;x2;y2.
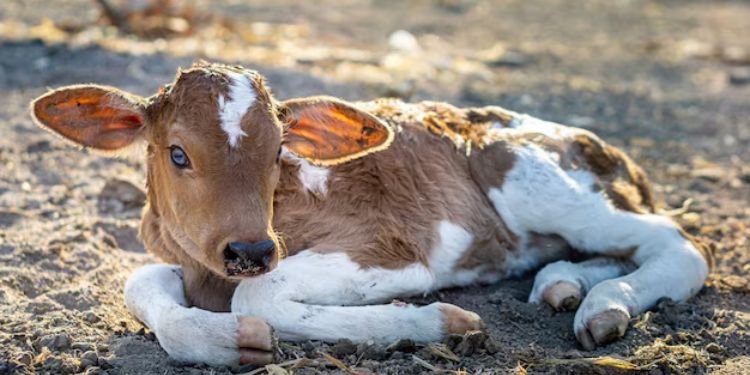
571;133;655;213
274;118;508;271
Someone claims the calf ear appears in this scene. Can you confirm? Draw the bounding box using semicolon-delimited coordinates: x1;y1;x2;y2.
281;96;394;165
31;85;146;151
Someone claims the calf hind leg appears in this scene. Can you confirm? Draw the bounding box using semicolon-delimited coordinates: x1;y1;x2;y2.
568;214;710;349
491;145;710;349
529;257;636;311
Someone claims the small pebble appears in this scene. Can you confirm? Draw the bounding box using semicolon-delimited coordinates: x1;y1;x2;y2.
388;30;420;52
330;339;357;357
691;168;724;182
80;351;98;369
83;311;100;323
357;341;388;360
97;356;113;369
38;333;71;351
71;342;95;352
681;212;701;227
301;341;316;359
386;338;417;353
443;334;463;350
16;352;33;366
98;179;146;212
729;68;750;86
454;330;488;356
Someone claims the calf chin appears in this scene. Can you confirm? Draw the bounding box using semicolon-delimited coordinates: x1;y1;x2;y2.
183;263;239;312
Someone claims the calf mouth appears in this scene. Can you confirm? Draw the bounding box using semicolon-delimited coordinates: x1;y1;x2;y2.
224;260;267;278
223;247;272;278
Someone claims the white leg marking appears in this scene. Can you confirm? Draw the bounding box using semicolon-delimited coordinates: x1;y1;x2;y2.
232;250;444;343
488;144;709;345
528;257;633;304
217;71;255;147
124;264;241;366
281;148;330;195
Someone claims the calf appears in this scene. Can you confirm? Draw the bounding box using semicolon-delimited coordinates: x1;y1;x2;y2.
31;62;712;366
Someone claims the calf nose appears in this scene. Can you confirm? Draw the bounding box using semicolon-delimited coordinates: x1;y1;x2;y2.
224;240;275;271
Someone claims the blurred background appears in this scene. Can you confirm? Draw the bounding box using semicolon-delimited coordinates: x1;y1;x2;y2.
1;1;749;374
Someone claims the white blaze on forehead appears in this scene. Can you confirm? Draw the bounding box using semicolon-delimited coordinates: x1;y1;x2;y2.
217;71;255;147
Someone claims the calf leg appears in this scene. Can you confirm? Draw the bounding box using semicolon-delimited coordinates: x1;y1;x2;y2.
488;145;710;349
529;257;635;311
231;250;484;343
571;220;709;349
124;264;275;366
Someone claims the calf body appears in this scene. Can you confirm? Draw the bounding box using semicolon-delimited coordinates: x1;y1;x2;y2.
31;62;711;367
231;101;710;347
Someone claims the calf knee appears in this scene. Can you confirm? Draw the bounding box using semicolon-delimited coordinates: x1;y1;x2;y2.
231;275;290;321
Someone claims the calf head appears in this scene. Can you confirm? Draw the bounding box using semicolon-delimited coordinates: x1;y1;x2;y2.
31;62;394;280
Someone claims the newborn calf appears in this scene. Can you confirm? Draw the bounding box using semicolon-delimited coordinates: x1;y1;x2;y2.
31;62;712;366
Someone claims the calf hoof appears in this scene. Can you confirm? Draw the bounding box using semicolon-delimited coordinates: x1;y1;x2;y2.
542;281;582;311
575;309;629;350
237;316;278;365
438;303;486;335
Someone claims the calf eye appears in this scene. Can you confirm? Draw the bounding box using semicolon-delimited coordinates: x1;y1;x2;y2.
170;146;190;168
276;147;282;164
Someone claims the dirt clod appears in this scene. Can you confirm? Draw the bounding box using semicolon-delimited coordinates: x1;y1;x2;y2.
330;339;358;357
356;341;388;361
38;333;71;351
386;338;417;353
729;68;750;86
453;330;489;356
80;351;99;369
98;178;146;213
83;311;100;323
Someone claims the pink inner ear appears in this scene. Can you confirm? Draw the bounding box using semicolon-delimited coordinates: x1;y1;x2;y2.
32;86;145;151
282;98;395;165
104;114;145;131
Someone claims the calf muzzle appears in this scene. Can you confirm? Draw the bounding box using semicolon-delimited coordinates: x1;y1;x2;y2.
223;240;275;277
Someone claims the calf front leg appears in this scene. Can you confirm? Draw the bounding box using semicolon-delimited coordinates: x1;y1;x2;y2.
124;264;276;366
231;250;484;343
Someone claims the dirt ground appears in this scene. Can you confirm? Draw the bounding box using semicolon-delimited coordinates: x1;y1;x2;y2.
1;0;749;374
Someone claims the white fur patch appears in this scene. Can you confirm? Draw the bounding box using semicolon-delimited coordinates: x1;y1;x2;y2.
232;250;444;343
507;113;573;140
124;264;242;366
429;221;486;288
281;148;330;195
217;71;255;147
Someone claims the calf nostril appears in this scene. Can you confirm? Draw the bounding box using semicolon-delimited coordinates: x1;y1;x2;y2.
224;244;244;262
225;240;275;269
247;240;275;267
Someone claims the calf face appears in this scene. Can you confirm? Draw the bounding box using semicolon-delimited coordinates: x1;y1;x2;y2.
31;62;394;280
